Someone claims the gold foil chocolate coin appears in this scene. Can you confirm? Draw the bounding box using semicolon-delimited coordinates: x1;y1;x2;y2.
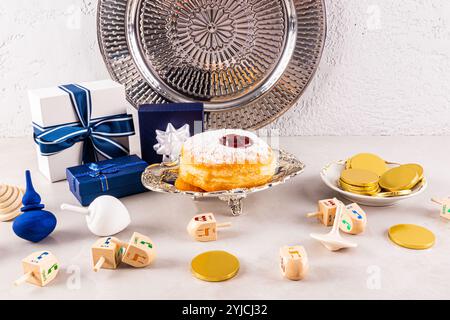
191;250;239;282
340;169;379;187
401;163;424;181
376;190;412;197
339;180;380;195
379;166;419;191
388;224;435;250
348;153;388;177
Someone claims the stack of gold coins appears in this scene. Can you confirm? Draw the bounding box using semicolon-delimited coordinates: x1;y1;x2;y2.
339;153;424;197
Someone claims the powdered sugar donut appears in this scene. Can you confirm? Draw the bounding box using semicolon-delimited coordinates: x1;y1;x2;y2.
179;129;277;192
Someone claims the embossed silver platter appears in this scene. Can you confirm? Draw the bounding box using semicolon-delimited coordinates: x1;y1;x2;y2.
141;150;305;215
97;0;326;129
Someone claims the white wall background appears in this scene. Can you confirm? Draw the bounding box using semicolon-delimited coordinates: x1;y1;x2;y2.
0;0;449;137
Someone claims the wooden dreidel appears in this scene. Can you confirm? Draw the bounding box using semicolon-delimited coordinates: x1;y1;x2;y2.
187;213;231;242
340;203;367;235
119;232;156;268
91;236;123;272
14;251;59;287
279;245;308;281
310;198;357;251
306;198;338;226
431;197;450;220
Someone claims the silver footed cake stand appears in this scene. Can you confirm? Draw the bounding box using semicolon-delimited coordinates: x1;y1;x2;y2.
141;150;305;216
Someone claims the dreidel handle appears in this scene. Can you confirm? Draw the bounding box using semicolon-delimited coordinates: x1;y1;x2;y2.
93;256;106;272
14;271;33;286
217;222;232;228
306;212;320;218
61;203;89;215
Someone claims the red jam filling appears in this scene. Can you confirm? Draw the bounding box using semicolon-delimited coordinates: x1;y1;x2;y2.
220;134;253;148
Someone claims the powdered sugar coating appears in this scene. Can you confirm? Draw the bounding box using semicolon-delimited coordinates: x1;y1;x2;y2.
182;129;272;164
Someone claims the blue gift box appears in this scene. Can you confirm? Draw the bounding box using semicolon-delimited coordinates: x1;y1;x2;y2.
138;103;204;164
66;155;148;206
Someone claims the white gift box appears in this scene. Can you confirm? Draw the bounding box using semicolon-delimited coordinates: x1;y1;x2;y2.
28;80;133;182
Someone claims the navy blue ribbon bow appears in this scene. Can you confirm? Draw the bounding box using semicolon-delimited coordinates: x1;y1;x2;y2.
33;84;135;164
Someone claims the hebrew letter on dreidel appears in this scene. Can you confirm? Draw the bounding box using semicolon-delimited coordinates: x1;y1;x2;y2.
187;213;231;242
14;251;59;287
91;237;123;272
339;203;367;235
121;232;156;268
431;198;450;220
306;199;337;226
279;246;308;281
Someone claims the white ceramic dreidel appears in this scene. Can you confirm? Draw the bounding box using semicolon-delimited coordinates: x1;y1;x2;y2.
340;203;367;235
118;232;156;268
61;195;130;236
310;198;357;251
306;198;338;226
187;213;231;242
91;237;123;272
14;251;59;287
279;245;308;281
431;197;450;220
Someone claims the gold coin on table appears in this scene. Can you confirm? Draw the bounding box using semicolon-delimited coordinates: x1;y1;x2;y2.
340;168;379;187
347;153;388;177
379;166;419;191
388;224;435;250
401;163;424;181
191;250;239;282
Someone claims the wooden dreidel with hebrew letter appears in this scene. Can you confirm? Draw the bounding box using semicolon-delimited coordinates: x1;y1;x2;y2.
279;246;308;281
91;237;123;272
14;251;59;287
187;213;231;242
431;197;450;220
310;198;357;251
120;232;155;268
306;199;337;226
340;203;367;235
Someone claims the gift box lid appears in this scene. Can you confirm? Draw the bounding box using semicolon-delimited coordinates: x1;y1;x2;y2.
29;79;129;128
66;155;148;197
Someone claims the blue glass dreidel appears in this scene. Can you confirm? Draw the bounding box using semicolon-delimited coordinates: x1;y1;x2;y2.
12;170;57;243
14;251;59;287
61;195;130;237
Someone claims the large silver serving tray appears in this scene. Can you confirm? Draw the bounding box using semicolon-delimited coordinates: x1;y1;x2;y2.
141;150;305;215
97;0;326;129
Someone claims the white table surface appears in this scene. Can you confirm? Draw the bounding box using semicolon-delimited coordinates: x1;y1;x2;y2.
1;136;449;300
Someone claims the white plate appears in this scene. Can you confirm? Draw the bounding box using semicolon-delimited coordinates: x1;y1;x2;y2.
320;160;427;207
